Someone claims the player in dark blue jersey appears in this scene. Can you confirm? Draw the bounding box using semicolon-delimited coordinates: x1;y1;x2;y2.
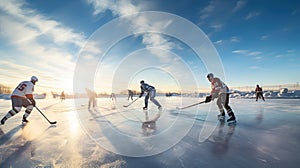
139;80;162;110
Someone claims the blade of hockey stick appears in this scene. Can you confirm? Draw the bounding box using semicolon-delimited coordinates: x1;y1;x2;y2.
50;121;57;124
35;106;57;125
176;101;206;110
123;97;139;107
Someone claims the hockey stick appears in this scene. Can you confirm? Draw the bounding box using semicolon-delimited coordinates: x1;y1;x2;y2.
176;101;206;110
123;97;139;107
27;99;57;124
35;106;57;125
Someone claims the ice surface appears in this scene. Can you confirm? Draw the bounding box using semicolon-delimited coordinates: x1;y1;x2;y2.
0;97;300;167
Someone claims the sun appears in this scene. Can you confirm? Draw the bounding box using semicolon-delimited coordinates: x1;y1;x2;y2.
61;78;74;93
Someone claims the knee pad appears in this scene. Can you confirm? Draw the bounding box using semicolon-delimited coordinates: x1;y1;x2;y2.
13;107;22;113
25;110;32;114
26;105;34;111
8;107;21;116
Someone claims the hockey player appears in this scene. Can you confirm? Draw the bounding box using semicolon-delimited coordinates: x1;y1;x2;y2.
139;80;162;110
85;88;97;110
255;84;265;101
1;76;38;125
110;93;116;101
128;90;134;101
60;91;65;102
205;73;236;123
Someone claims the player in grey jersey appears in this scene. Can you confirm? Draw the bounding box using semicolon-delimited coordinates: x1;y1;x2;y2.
139;80;162;110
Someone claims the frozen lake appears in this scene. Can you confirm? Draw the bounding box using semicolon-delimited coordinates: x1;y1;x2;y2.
0;97;300;168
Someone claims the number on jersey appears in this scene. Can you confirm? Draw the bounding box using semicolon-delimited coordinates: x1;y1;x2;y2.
17;83;27;91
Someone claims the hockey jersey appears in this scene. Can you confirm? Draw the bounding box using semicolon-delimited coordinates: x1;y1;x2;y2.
210;77;229;97
11;81;34;98
140;83;155;93
255;87;263;93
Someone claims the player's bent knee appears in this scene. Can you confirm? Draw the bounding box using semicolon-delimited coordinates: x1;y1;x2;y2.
13;107;22;113
26;105;34;110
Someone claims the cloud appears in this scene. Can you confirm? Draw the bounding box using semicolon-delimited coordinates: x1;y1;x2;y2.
254;56;263;62
274;50;295;59
200;1;216;20
79;40;103;60
233;49;264;63
198;0;244;34
0;59;74;93
87;0;141;16
249;66;260;69
135;18;178;53
0;0;85;48
214;40;223;44
86;0;179;61
0;0;87;92
213;36;239;45
230;36;240;42
232;50;249;55
245;11;261;20
260;35;269;40
248;51;262;56
232;50;261;56
275;54;284;58
0;60;37;80
232;0;247;13
143;34;177;55
0;16;40;45
209;23;223;32
0;0;24;17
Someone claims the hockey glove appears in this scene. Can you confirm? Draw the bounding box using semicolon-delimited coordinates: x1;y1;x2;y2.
205;95;212;103
28;98;36;107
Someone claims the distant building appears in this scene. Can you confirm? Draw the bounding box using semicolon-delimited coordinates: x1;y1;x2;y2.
0;84;11;94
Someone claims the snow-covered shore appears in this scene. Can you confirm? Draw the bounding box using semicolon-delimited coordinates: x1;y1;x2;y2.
230;88;300;99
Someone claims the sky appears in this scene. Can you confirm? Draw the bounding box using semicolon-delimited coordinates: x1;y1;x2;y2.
0;0;299;94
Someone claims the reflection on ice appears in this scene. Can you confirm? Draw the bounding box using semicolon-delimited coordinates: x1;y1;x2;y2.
68;111;80;135
142;122;156;136
255;103;264;124
0;98;299;167
210;121;236;158
77;97;202;157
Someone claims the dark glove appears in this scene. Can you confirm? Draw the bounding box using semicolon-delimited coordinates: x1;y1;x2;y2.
28;98;36;107
205;95;211;103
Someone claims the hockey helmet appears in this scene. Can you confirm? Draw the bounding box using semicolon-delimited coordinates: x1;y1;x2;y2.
206;73;214;79
31;76;38;82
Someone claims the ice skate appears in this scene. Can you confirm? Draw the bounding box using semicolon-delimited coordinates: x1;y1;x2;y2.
227;115;236;123
217;113;225;121
143;107;148;110
158;106;162;110
143;120;155;125
22;115;29;123
1;117;7;125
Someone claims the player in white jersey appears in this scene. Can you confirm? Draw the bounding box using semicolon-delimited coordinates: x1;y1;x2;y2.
139;80;162;110
128;90;134;101
85;88;97;110
205;73;236;123
1;76;38;125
